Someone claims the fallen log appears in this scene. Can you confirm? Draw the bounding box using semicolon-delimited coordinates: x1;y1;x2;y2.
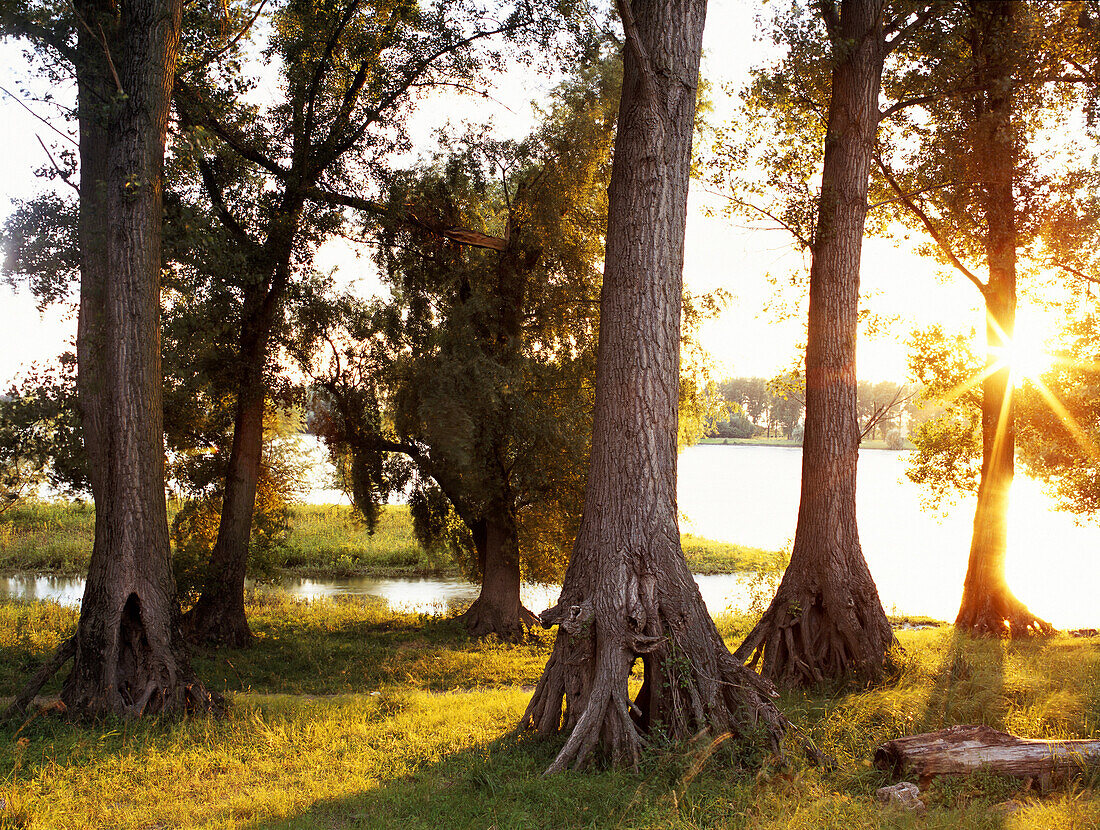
875;725;1100;787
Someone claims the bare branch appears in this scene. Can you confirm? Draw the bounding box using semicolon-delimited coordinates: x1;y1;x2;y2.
36;135;79;193
0;84;78;146
874;153;987;296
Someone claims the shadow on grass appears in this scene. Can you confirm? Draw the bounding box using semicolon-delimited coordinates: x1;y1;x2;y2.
235;731;767;830
921;629;1008;731
188;600;555;697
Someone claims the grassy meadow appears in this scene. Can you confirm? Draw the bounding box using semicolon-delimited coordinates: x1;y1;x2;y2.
0;501;778;580
2;596;1100;828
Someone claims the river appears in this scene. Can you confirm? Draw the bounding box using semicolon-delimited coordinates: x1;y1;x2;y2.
4;443;1099;628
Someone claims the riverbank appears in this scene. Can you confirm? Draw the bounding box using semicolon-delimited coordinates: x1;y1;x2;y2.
0;502;782;580
1;596;1097;828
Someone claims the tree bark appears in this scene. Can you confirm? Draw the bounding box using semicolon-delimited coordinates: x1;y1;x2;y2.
875;725;1100;786
61;0;216;715
460;513;538;642
735;0;894;687
519;0;785;773
955;0;1050;637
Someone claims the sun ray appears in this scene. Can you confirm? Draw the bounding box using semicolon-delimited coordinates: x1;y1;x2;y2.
1028;371;1100;464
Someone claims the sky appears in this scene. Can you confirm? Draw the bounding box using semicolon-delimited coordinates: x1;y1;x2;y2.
0;0;1047;391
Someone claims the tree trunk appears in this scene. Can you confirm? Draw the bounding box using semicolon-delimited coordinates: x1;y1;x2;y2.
183;216;300;648
875;725;1100;786
180;356;265;648
735;0;894;687
62;0;216;715
519;0;785;773
955;0;1050;637
460;513;538;642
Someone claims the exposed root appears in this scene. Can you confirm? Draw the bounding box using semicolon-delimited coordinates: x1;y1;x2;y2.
4;635;77;720
521;591;787;774
955;587;1054;638
460;597;539;643
734;582;894;689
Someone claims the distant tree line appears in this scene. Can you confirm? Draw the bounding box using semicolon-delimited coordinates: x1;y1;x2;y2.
710;374;920;446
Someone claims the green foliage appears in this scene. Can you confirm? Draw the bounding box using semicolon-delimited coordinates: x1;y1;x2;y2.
0;355;86;513
300;53;620;586
1018;312;1100;517
905;325;983;506
170;411;309;600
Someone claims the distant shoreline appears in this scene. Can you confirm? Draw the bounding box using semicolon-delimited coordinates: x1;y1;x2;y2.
696;438;914;450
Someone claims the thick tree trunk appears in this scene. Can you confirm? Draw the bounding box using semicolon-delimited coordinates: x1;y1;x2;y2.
875;725;1100;785
460;514;538;642
520;0;784;773
735;0;893;687
60;0;216;715
955;0;1050;637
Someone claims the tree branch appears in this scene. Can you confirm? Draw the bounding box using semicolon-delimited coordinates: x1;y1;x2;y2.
194;153;260;251
0;84;78;146
36;135;79;193
178;0;270;75
616;0;659;105
303;186;509;251
174;79;288;178
884;4;936;54
874;153;987;296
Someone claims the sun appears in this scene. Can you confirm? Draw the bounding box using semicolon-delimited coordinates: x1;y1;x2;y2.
988;311;1057;388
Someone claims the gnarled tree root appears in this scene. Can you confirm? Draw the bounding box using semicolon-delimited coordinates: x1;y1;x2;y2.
519;595;787;774
734;584;895;688
460;598;539;643
955;588;1054;638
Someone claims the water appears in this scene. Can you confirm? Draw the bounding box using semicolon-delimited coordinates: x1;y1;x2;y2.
5;444;1099;627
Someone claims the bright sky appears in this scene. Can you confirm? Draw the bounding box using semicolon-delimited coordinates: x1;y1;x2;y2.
0;0;1059;390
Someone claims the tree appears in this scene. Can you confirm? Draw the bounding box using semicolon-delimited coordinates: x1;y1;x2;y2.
732;0;896;687
1;0;218;715
170;0;559;646
0;357;85;514
518;0;785;772
875;0;1098;635
299;56;617;641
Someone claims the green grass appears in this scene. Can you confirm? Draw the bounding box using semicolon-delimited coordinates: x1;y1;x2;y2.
0;502;778;581
2;598;1099;828
276;505;454;577
681;534;784;574
0;501;96;575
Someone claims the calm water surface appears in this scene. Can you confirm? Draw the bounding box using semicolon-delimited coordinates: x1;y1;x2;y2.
5;445;1097;627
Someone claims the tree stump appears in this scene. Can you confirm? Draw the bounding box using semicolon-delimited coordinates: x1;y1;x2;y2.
875;725;1100;787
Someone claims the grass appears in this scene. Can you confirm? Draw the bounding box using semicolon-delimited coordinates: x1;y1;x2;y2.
2;597;1100;828
0;502;778;581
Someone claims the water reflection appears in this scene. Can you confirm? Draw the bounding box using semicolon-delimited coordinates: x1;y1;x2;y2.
0;572;759;619
5;445;1098;628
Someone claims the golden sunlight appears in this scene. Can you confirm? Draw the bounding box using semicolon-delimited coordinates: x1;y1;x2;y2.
988;312;1057;388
